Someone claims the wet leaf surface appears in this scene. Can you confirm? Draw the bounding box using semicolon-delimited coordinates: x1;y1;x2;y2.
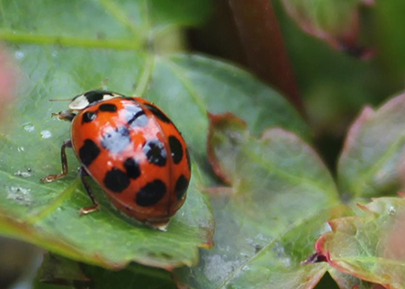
175;113;339;289
0;0;307;271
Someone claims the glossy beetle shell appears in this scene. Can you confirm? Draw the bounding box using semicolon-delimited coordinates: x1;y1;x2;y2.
70;96;191;226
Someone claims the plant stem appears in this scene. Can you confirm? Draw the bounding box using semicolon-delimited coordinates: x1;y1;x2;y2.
227;0;304;115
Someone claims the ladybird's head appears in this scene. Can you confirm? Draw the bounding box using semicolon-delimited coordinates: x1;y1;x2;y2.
69;90;122;110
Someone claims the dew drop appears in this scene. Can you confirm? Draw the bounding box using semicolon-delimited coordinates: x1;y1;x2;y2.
203;255;241;283
40;130;52;139
17;147;25;152
14;170;31;178
24;124;35;132
388;206;396;216
6;186;32;204
15;51;25;60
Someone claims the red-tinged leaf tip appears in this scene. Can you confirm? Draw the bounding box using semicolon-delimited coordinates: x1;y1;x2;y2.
316;198;405;287
301;252;328;265
282;0;374;60
398;192;405;198
314;232;329;254
207;112;247;185
206;111;247;127
325;251;331;262
338;43;376;60
200;240;215;250
327;219;340;232
356;203;372;213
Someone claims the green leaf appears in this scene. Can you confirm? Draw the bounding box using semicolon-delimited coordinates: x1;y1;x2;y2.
34;253;176;289
338;93;405;199
0;0;212;42
0;0;307;270
375;0;405;75
35;254;90;288
328;268;384;289
316;197;405;289
149;0;213;29
175;113;339;289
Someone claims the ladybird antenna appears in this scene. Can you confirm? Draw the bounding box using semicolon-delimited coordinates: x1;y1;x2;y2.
96;78;109;90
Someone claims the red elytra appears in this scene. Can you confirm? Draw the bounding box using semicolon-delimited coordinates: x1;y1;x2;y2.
41;90;191;230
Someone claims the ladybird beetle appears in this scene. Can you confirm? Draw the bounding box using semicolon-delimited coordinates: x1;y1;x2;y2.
41;90;191;230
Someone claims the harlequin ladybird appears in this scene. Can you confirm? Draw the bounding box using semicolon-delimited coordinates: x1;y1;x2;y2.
41;90;191;230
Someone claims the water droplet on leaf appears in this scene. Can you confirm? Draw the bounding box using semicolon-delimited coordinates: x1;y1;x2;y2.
15;51;25;60
14;170;31;178
40;130;52;139
6;186;32;204
388;206;396;216
24;124;35;132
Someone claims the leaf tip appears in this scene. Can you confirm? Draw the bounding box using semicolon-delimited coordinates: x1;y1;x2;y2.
339;105;375;162
206;112;247;185
200;240;215;250
337;43;376;60
301;252;328;265
206;111;247;128
356;203;377;215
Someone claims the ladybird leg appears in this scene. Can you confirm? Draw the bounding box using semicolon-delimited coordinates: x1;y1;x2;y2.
53;110;76;122
40;140;72;183
78;168;99;216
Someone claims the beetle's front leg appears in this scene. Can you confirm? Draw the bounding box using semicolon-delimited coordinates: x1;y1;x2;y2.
52;110;76;122
40;140;72;183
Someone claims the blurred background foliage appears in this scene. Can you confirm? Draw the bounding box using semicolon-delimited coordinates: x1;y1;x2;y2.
189;0;405;170
1;0;405;288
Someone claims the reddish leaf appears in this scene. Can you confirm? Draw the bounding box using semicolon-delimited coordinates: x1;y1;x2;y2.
280;0;374;58
316;197;405;289
338;93;405;199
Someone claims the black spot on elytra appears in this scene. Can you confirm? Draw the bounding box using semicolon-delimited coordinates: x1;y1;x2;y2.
101;126;130;153
125;104;148;127
99;103;117;112
103;168;130;192
143;139;167;167
79;139;100;166
169;136;183;164
84;90;112;104
82;111;97;123
135;180;166;207
175;175;189;200
144;103;171;123
124;157;141;179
